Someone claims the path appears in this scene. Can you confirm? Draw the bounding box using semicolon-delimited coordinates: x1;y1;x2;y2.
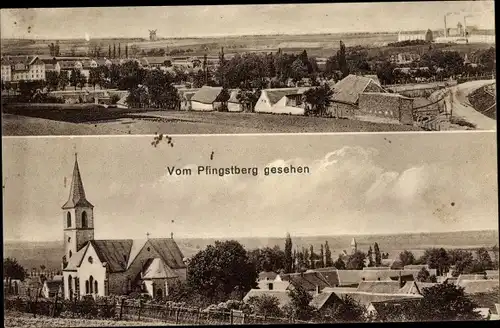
448;80;496;131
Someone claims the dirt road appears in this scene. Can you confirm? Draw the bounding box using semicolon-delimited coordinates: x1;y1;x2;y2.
448;80;496;130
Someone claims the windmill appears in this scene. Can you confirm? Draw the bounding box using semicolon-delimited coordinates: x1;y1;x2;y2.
149;30;157;41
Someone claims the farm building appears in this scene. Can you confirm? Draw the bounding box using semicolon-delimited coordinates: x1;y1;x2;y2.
61;155;187;300
177;88;199;111
254;87;309;115
42;275;63;298
190;86;224;111
328;74;385;119
358;92;414;125
227;89;243;112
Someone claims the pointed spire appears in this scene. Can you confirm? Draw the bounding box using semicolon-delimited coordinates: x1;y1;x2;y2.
62;154;94;209
350;237;357;247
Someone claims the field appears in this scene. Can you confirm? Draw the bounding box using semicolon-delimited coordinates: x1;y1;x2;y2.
4;311;171;327
1;109;421;136
4;230;498;272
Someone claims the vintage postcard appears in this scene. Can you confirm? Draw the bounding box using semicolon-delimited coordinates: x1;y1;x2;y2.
0;1;496;136
2;132;499;324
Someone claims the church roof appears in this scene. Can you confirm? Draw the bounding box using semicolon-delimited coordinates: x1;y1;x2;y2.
142;258;178;279
62;155;94;209
64;243;90;271
91;239;133;273
148;238;187;270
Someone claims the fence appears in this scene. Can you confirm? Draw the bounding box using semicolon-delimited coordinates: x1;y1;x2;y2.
4;296;310;325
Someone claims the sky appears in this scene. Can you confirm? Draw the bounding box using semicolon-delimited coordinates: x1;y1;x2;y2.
0;2;495;39
2;132;498;242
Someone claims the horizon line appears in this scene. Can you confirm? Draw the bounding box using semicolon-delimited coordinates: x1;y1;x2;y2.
5;228;499;244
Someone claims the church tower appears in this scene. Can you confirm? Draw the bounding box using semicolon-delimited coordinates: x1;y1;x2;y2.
350;237;357;254
62;154;94;268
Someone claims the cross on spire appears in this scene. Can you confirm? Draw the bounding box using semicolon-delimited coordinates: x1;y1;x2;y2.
146;232;150;239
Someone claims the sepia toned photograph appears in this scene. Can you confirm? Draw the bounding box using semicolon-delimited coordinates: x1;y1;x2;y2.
0;1;496;136
2;132;499;325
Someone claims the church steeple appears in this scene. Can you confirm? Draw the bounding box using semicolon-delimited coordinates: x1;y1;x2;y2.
62;154;93;209
62;153;95;266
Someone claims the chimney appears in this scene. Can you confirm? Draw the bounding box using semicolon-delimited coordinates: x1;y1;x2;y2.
315;285;320;296
170;232;174;239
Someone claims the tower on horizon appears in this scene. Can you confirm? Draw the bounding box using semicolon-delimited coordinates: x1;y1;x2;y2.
350;237;357;254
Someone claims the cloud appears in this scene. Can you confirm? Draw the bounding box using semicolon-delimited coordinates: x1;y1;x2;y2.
126;145;496;237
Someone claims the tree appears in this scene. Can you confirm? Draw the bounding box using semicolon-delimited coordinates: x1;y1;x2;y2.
417;282;482;321
421;248;450;276
319;244;325;268
399;250;416;267
125;44;129;58
108;44;112;58
58;71;69;90
118;43;121;58
48;42;56;57
319;295;366;323
187;240;257;301
126;85;149;108
290;58;308;82
309;245;315;270
4;258;27;282
324;241;333;267
448;249;474;276
334;256;346;270
284;233;293;274
88;67;102;90
248;246;285;273
286;285;314;321
376;61;396;85
143;69;179;109
113;44;116;58
337;40;349;78
45;71;59;92
425;29;434;42
373;243;382;266
303;84;333;117
303;248;309;269
417;267;432;282
216;87;230;111
246;294;283;317
367;246;374;267
475;247;494;271
346;251;366;270
70;69;82;90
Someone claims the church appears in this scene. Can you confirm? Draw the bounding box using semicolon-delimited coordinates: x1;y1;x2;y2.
61;154;187;300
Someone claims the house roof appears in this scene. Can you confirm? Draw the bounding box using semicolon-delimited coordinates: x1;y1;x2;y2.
414;282;438;291
144;56;172;65
142;258;178;279
1;55;39;66
147;238;187;269
59;61;78;69
310;291;338;310
357;281;405;294
64;243;89;271
45;64;56;70
333;291;422;307
361;92;413;100
262;88;300;106
243;289;292;308
279;272;331;291
456;274;487;285
331;74;380;105
458;280;499;294
62;156;94;209
91;239;133;273
191;86;223;104
259;271;278;281
126;239;148;269
368;297;422;315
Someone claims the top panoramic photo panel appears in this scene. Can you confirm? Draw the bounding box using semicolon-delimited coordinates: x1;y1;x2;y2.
0;2;496;136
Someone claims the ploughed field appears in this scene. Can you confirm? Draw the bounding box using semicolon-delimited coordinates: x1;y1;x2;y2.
1;106;421;136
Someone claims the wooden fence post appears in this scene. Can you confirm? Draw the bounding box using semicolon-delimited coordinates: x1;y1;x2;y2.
33;288;40;318
138;300;143;321
52;293;59;317
175;307;180;324
197;308;201;324
242;313;246;325
230;309;234;325
119;298;125;320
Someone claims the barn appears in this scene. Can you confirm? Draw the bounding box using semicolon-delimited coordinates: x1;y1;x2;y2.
190;86;223;111
358;92;414;125
254;88;309;115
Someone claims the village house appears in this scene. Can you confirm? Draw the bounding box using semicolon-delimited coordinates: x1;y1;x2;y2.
190;86;224;111
1;55;46;82
358;92;414;125
254;88;310;115
61;154;187;300
227;89;244;112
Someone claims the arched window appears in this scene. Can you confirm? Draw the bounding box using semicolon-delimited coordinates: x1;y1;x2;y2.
89;276;94;294
85;280;89;294
69;250;72;258
156;288;163;299
94;280;98;294
82;211;88;228
67;212;71;228
68;275;73;292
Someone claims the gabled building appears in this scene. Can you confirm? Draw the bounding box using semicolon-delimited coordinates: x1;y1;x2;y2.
190;86;224;111
1;55;46;82
254;87;310;115
61;154;187;300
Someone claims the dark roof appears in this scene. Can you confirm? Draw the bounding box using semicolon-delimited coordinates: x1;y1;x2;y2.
148;238;187;269
310;291;339;310
191;86;223;104
263;88;299;106
280;272;331;291
44;280;62;293
62;156;94;209
333;291;422;307
243;289;291;308
1;55;38;66
357;281;404;294
368;297;422;315
469;292;500;314
332;74;381;104
459;280;499;294
91;240;133;273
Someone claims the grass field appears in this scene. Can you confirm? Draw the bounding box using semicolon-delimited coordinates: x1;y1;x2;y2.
1;109;422;136
4;311;172;327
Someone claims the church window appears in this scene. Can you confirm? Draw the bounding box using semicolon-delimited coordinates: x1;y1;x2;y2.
67;212;71;227
88;256;93;264
89;276;94;294
82;211;88;228
69;250;72;258
147;247;150;252
68;237;71;242
85;280;89;294
94;280;98;294
68;275;73;293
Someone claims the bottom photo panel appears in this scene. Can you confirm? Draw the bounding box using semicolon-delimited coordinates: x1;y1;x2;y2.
3;131;499;325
